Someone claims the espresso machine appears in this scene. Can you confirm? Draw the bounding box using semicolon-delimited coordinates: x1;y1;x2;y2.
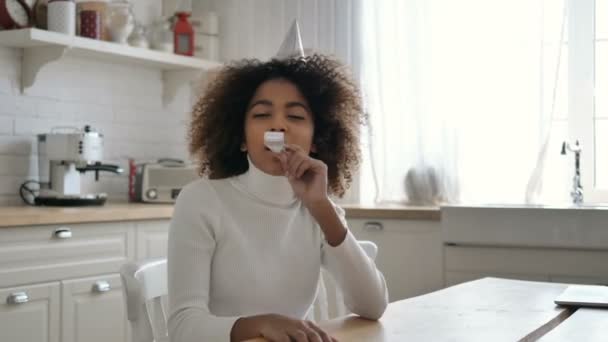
33;125;123;206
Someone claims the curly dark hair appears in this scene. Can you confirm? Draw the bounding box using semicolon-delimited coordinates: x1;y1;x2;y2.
188;54;365;197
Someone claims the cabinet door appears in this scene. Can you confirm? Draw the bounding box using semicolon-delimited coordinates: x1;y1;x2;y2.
62;274;128;342
347;218;444;302
136;220;170;259
0;282;60;342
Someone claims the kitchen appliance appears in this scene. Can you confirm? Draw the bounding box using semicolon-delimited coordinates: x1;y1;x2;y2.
30;125;123;206
134;159;198;203
0;0;35;29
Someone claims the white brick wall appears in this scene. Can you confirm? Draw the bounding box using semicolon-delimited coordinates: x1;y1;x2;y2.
0;46;192;206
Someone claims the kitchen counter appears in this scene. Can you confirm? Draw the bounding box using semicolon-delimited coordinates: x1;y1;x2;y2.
0;203;175;227
0;202;440;227
341;203;440;221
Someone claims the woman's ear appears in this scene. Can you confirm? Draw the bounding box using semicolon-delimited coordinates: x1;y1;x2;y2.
310;143;317;153
240;142;247;152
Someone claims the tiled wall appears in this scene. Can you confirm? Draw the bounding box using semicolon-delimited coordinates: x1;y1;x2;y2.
0;46;193;205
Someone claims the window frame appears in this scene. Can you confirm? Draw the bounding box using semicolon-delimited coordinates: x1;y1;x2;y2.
570;0;608;202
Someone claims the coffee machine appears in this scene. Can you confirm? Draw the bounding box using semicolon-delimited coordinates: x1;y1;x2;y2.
34;125;123;206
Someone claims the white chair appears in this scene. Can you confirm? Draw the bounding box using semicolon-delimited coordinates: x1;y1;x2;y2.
120;241;378;342
120;258;168;342
309;240;379;322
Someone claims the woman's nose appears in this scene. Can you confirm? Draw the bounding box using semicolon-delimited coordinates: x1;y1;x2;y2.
269;116;287;132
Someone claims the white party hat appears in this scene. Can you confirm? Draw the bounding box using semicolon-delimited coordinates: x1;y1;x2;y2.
275;20;306;59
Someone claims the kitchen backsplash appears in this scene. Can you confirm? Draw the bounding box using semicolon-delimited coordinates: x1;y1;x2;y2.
0;46;194;206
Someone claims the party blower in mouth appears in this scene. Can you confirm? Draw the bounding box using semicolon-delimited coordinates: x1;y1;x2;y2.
264;131;285;153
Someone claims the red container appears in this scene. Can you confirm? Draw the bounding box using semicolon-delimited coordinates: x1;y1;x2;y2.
128;158;136;202
79;10;101;39
174;12;194;56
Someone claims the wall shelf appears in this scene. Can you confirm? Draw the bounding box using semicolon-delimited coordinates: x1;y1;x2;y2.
0;28;222;104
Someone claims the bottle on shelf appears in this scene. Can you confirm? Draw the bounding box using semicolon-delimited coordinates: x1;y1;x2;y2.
173;11;193;56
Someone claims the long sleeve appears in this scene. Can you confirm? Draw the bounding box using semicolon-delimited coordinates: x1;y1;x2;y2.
320;205;389;320
167;185;240;342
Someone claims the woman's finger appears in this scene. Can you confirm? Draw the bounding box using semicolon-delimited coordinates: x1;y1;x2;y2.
306;322;334;342
290;330;308;342
288;153;306;177
284;143;304;154
306;328;323;342
295;159;312;179
265;332;290;342
278;153;289;174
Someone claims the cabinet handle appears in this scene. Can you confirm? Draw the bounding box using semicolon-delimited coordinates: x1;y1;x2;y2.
7;292;29;304
364;221;384;231
92;281;111;293
54;227;72;239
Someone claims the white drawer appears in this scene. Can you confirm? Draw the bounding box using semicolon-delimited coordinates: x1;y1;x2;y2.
0;222;135;287
0;281;61;342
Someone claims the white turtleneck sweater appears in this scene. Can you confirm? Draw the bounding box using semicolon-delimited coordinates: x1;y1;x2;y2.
167;158;389;342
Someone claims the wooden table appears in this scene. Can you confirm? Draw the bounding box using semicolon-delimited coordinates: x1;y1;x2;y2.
247;277;607;341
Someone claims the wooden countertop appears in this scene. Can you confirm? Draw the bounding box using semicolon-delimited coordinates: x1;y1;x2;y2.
248;277;598;342
0;202;439;227
341;203;440;221
0;203;175;227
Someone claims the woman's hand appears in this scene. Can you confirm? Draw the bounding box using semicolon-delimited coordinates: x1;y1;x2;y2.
275;144;328;206
231;314;338;342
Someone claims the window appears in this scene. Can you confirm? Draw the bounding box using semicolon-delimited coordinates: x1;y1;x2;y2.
359;0;608;204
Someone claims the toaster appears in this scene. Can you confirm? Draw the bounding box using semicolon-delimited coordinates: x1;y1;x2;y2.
134;159;199;203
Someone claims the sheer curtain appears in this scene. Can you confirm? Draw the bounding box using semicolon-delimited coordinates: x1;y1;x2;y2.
358;0;568;205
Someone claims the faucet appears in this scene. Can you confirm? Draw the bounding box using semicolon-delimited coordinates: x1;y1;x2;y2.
561;140;583;205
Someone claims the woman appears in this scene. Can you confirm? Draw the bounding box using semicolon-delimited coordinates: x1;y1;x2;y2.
168;54;389;342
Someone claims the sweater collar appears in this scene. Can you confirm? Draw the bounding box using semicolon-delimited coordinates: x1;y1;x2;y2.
232;155;297;207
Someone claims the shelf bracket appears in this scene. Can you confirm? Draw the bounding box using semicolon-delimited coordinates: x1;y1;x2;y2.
163;69;203;106
21;46;68;93
163;67;221;107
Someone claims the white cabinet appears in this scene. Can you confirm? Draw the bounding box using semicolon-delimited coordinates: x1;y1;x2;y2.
135;221;170;260
347;218;444;302
444;245;608;287
0;282;61;342
0;219;171;342
61;274;128;342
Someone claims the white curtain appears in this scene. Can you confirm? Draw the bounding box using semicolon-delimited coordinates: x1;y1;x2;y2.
359;0;569;205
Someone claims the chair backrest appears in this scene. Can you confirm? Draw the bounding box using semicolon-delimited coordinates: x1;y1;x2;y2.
358;240;378;261
120;258;168;342
309;240;379;322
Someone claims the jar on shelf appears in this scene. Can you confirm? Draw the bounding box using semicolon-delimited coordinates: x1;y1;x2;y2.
76;1;110;41
105;0;134;44
148;18;174;52
128;22;149;48
78;10;101;39
47;0;76;35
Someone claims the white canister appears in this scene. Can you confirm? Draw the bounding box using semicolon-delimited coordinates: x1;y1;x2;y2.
48;0;76;35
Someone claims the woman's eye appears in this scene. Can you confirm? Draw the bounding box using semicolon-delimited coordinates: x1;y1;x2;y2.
288;115;305;120
253;113;270;118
